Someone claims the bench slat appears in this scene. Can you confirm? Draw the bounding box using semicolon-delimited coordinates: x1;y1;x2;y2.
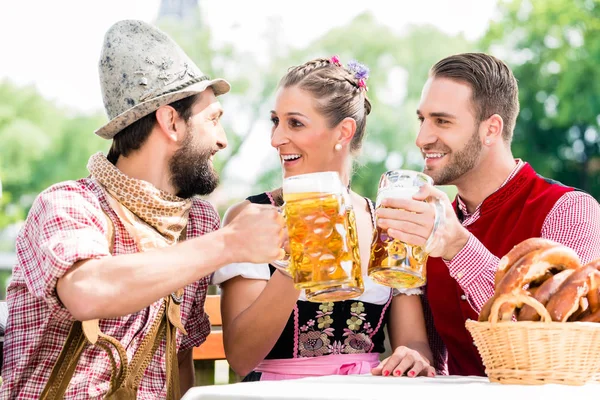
193;331;225;360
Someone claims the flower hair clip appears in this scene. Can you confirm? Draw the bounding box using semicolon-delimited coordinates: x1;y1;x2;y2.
329;55;369;91
346;60;369;91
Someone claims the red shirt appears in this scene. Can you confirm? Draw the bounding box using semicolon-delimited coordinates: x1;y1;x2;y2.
1;178;219;399
427;161;600;375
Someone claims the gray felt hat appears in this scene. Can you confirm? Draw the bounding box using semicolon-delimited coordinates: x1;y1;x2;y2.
95;20;230;139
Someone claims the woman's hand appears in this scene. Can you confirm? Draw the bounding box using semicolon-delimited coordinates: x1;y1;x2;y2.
371;346;435;377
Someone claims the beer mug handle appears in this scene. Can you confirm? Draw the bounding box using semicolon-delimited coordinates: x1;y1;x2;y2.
271;206;293;278
424;196;445;254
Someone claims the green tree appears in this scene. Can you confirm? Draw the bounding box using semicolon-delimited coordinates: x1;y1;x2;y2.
0;80;108;230
483;0;600;197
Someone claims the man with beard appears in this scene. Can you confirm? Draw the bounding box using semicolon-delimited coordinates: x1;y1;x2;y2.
1;20;284;399
375;53;600;376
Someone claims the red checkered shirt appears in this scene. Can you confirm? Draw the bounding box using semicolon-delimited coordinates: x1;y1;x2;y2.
1;178;219;399
447;160;600;313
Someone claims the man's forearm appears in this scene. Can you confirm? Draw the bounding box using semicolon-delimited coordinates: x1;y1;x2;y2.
57;228;233;321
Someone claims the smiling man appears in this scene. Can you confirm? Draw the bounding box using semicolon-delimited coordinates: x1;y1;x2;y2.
1;20;285;399
375;52;600;376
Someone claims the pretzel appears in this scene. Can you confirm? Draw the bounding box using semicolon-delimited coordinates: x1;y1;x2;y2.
582;259;600;314
495;238;561;286
565;261;600;322
569;296;590;321
517;269;575;321
488;293;552;324
479;246;580;322
579;308;600;322
500;246;580;292
545;265;599;322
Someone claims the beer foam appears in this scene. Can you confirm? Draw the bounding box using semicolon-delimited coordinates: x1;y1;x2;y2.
283;172;343;194
376;186;419;205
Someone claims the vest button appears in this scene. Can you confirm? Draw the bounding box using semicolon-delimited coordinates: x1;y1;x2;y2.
460;295;467;301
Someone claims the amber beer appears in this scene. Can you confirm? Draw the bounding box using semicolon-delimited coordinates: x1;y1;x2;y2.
368;170;443;290
282;172;364;302
368;186;428;289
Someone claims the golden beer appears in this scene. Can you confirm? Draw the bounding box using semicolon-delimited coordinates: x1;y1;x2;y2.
302;205;364;302
368;192;428;289
282;172;363;302
368;171;444;290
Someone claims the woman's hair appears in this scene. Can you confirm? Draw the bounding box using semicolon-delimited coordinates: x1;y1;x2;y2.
278;57;372;154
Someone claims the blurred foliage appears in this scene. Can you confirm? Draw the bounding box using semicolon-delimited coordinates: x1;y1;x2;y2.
483;0;600;196
157;11;258;173
0;80;109;231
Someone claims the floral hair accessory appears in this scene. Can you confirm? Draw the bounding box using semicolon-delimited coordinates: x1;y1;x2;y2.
330;55;342;66
329;56;369;91
346;60;370;91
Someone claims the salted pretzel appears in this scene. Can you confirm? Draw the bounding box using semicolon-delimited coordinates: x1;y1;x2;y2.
582;259;600;314
488;292;552;324
494;238;561;286
569;262;600;321
479;245;580;322
569;296;591;321
517;269;575;321
545;265;599;322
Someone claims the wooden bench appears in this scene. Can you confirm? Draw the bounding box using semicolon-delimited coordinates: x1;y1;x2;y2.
193;294;225;361
193;293;237;385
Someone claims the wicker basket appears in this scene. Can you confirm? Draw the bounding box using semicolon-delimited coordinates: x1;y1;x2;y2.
466;293;600;385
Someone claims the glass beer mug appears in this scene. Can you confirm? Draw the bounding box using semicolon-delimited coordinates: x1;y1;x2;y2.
368;170;445;290
273;171;364;302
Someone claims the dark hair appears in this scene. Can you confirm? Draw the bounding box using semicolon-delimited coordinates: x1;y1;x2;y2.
430;53;519;143
279;57;372;154
107;94;199;164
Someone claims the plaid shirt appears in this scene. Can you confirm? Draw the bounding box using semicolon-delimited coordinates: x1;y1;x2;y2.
1;178;219;399
446;160;600;313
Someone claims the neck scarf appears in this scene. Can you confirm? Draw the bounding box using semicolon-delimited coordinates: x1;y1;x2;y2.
87;152;191;248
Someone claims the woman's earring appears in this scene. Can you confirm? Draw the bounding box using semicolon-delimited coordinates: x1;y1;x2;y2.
485;139;491;145
334;143;342;151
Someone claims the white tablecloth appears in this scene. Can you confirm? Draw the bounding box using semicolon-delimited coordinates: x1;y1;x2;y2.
182;374;599;400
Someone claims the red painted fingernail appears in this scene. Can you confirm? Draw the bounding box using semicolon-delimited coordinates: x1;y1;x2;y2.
409;371;415;377
429;371;435;377
394;370;401;376
383;370;389;376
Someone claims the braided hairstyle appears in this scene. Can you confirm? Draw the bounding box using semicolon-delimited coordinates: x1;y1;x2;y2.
279;57;372;154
